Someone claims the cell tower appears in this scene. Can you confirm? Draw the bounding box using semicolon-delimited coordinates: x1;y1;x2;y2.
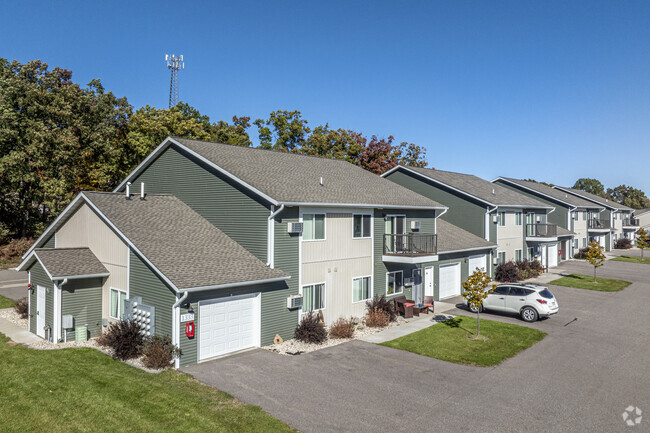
165;54;184;108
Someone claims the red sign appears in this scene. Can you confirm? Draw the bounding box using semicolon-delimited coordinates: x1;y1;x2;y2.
185;321;194;338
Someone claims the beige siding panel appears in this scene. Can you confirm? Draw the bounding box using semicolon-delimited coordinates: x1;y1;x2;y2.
302;212;372;264
497;211;525;261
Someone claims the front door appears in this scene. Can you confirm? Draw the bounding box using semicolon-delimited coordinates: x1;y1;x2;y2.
424;266;434;297
36;285;46;338
541;246;547;268
412;269;423;304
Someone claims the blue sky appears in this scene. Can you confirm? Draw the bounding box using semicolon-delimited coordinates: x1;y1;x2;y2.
3;1;649;192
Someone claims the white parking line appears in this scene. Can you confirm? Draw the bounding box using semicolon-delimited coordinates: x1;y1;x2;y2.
0;283;28;289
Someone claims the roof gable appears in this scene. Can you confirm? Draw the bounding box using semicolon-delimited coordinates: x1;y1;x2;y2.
495;178;603;209
553;187;633;211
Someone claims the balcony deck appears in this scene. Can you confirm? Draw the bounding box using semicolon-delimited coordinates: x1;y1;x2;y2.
383;233;438;264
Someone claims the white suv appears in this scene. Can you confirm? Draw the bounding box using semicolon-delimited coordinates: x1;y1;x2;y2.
466;283;559;322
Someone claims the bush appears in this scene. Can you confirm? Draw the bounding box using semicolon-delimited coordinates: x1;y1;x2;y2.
495;261;519;282
294;312;327;344
365;308;390;328
515;259;543;280
328;317;355;339
142;335;180;370
615;238;632;249
529;260;543;274
13;297;28;319
97;320;144;360
365;295;397;322
0;238;34;265
574;247;590;259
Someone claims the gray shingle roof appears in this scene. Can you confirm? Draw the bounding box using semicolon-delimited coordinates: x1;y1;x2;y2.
83;192;287;290
634;208;650;216
35;248;108;279
404;167;552;208
554;187;633;211
499;178;602;209
436;219;496;253
556;226;576;237
173;137;444;209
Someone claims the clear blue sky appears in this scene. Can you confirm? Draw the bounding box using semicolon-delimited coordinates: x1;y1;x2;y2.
3;1;649;193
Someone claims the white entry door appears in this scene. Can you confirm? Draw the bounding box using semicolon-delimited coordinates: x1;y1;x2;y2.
439;263;461;299
599;235;606;248
36;285;46;338
468;254;487;274
548;245;558;267
541;247;547;267
424;266;434;297
199;293;260;361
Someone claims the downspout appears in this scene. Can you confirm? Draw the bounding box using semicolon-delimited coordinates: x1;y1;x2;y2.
172;291;188;369
485;205;498;241
54;278;68;343
267;204;285;268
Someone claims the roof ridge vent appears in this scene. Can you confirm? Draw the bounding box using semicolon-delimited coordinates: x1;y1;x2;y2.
320;177;324;186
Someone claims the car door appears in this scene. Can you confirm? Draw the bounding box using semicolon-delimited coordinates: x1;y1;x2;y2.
505;287;530;313
483;286;509;312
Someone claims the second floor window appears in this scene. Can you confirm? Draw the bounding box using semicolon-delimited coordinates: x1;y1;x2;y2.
515;212;522;226
498;212;506;227
303;214;325;240
353;214;371;238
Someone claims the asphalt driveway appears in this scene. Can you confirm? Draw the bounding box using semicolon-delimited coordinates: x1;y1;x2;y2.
183;258;650;432
0;270;28;301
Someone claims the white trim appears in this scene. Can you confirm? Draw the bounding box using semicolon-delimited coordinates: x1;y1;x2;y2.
36;285;46;338
51;273;110;281
386;270;403;296
282;201;445;211
181;276;291;293
301;212;327;242
514;248;523;262
438;246;497;255
301;281;326;313
109;287;128;320
382;254;439;264
352;213;372;239
351;275;373;304
53;281;61;342
27;271;31;333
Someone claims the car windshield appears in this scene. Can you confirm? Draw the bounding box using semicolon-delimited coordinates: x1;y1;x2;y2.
539;289;554;299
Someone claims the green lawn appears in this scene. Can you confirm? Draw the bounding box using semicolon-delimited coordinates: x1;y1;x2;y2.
380;315;547;367
0;333;293;432
550;273;631;291
612;255;650;265
0;294;16;308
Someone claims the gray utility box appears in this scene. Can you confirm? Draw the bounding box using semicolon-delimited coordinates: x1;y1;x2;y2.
123;296;156;337
62;315;74;330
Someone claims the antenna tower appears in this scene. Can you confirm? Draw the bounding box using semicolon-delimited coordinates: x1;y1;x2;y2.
165;54;184;108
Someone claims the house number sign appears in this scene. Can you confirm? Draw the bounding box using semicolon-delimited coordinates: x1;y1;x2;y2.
180;313;195;322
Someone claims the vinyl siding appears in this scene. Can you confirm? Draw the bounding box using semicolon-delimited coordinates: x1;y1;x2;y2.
28;260;52;335
128;145;272;261
128;250;176;338
273;206;300;324
494;181;570;229
43;234;55;249
61;278;103;341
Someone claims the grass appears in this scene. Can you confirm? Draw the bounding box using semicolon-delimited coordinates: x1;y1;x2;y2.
612;255;650;265
380;315;546;367
0;332;293;432
550;273;631;291
0;294;16;308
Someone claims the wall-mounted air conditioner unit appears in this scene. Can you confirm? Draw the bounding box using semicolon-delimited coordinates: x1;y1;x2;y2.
287;295;303;309
287;222;303;234
411;221;421;230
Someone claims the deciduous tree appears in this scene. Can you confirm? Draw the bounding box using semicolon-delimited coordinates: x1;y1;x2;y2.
462;269;494;336
253;110;310;151
635;228;649;259
606;185;650;210
573;178;605;197
585;241;606;282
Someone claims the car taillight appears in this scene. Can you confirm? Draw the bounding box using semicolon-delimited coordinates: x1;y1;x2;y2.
536;299;547;304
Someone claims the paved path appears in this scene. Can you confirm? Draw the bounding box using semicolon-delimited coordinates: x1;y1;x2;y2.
184;258;650;433
0;312;40;344
0;269;28;301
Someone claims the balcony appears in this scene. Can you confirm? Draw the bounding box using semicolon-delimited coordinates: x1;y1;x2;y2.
383;233;438;264
526;224;558;241
588;219;611;232
623;218;640;228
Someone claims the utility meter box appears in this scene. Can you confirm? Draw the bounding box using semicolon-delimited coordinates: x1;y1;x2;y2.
62;315;74;330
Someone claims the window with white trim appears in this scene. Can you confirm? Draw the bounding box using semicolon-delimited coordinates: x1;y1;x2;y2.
303;214;325;240
498;212;506;227
302;283;325;312
515;212;522;226
110;288;127;320
573;239;578;250
582;238;587;248
515;249;523;261
352;276;371;302
527;247;534;260
582;211;587;221
386;271;403;295
497;251;506;264
353;214;371;238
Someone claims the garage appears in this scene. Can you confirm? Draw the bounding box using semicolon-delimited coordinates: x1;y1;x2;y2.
439;263;461;299
548;245;558;268
198;293;261;361
468;254;487;273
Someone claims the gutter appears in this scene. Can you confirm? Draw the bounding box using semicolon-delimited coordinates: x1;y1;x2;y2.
267;204;285;267
485;205;498;241
181;276;291;293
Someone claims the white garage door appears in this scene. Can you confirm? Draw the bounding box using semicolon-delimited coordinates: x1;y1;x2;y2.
439;263;461;299
199;293;260;361
468;254;487;273
548;245;558;268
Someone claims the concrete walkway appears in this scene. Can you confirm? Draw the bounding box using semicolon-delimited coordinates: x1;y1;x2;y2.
360;299;458;343
0;311;41;344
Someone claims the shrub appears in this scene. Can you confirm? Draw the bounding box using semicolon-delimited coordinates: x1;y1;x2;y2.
615;238;632;249
365;295;397;322
0;238;34;265
495;261;519;282
365;308;390;328
97;320;144;360
294;312;327;344
13;297;28;319
142;335;180;370
328;317;355;339
529;260;543;275
574;247;590;259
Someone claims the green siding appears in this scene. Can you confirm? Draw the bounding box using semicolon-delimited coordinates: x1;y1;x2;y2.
128;145;272;261
28;260;52;335
43;234;55;249
61;278;103;341
495;181;569;229
128;250;176;338
272;206;300;321
177;280;295;367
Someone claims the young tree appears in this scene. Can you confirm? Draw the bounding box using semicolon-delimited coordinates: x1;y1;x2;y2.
635;228;649;259
461;268;494;337
585;241;606;282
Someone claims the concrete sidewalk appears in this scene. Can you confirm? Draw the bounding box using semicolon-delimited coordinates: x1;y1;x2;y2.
0;311;41;344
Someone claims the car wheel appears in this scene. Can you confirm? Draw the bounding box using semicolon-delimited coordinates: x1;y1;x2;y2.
468;302;483;313
521;307;538;322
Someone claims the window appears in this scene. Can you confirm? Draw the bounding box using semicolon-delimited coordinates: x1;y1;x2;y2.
509;287;527;297
527;247;534;260
302;283;325;312
303;214;325;240
497;251;506;264
498;212;506;227
582;238;587;248
613;213;617;220
582;211;587;221
573;212;579;220
353;276;371;302
353;214;371;238
493;286;510;296
539;288;554;299
110;288;127;320
515;212;522;226
515;249;523;261
386;271;403;295
573;239;578;250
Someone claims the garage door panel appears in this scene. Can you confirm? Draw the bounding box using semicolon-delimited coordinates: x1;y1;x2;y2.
439;263;461;299
468;255;486;273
